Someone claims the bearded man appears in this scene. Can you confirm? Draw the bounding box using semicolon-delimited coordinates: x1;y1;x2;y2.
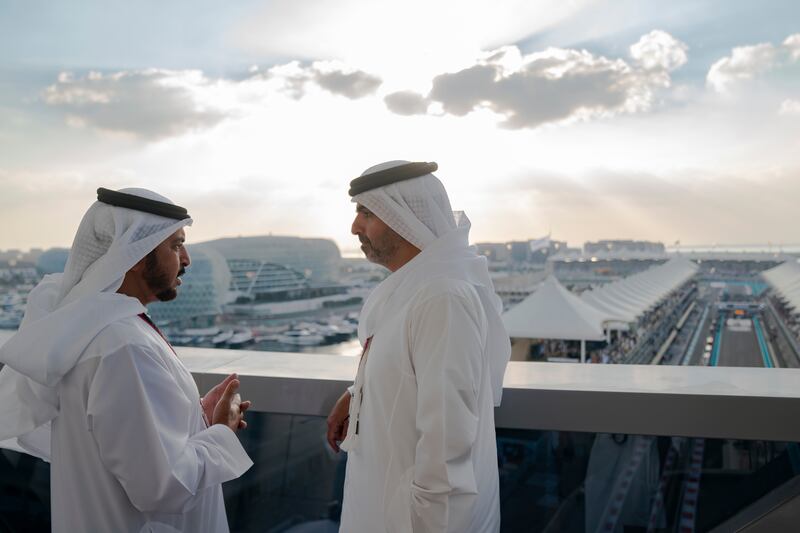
0;188;252;533
326;161;511;532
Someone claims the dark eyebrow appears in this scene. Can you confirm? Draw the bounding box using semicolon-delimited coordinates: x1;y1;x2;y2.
356;205;371;214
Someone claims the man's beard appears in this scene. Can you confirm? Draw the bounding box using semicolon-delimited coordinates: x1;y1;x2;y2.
360;233;400;266
143;252;183;302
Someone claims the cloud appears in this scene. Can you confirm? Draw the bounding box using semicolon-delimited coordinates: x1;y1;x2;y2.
706;43;778;93
40;62;382;140
313;67;381;99
264;60;381;100
384;91;429;115
629;30;688;71
779;98;800;115
42;70;228;139
785;34;800;61
706;33;800;93
384;30;688;129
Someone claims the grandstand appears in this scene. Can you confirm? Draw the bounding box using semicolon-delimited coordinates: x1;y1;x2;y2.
501;255;800;369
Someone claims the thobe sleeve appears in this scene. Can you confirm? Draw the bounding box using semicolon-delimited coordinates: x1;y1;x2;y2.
402;291;484;532
86;344;253;514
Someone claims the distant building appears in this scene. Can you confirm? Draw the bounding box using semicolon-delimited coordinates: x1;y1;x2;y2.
0;261;39;285
20;248;44;263
543;240;669;287
476;243;511;263
148;245;231;326
509;241;531;262
548;257;666;288
0;250;22;262
36;248;70;275
531;239;568;263
686;253;783;278
200;236;341;282
223;258;352;318
228;260;307;303
339;257;387;284
149;236;351;324
227;260;346;304
583;240;665;257
478;238;568;264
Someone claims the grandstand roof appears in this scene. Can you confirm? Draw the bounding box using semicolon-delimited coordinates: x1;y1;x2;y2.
581;257;698;322
580;290;637;324
762;260;800;312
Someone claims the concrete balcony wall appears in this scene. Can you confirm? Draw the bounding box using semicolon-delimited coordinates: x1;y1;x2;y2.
184;347;800;443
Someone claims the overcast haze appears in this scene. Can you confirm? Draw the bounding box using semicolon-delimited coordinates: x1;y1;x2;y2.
1;0;799;253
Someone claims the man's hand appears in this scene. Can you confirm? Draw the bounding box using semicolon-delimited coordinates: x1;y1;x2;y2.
201;373;238;424
211;379;251;432
326;389;351;452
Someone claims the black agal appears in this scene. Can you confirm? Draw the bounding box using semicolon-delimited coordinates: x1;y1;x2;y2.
348;162;438;197
97;188;191;220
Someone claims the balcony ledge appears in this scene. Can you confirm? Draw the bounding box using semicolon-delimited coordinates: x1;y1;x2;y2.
179;346;800;443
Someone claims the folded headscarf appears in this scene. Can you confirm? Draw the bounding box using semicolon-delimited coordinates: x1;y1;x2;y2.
0;188;192;459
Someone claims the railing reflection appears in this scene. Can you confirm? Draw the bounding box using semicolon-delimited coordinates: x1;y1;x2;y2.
496;430;800;532
224;413;344;533
0;447;50;532
222;413;800;532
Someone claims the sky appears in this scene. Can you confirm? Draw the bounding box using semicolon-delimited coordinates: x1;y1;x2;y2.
1;0;799;254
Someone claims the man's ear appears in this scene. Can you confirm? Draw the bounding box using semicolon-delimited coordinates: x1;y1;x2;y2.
129;256;147;274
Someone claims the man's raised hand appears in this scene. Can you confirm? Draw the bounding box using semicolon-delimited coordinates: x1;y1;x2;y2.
202;373;238;424
212;379;251;432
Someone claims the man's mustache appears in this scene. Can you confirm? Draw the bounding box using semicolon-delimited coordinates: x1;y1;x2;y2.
177;268;186;278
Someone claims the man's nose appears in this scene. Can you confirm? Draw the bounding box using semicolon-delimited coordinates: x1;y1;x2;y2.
351;216;361;235
181;247;191;267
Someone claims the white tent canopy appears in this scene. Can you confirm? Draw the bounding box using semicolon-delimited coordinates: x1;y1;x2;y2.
503;276;608;341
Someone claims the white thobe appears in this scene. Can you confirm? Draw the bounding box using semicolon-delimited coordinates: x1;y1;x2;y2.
50;315;252;533
340;277;501;533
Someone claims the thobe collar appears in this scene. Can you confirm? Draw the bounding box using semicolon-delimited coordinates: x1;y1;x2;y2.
138;313;178;356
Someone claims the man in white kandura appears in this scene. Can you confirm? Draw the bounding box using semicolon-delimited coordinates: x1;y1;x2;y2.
0;188;253;533
326;161;512;533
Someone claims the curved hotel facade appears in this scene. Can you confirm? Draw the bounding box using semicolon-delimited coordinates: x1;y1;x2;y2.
148;236;343;325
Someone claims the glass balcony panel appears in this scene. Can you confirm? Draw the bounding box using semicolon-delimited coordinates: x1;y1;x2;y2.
3;410;799;532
